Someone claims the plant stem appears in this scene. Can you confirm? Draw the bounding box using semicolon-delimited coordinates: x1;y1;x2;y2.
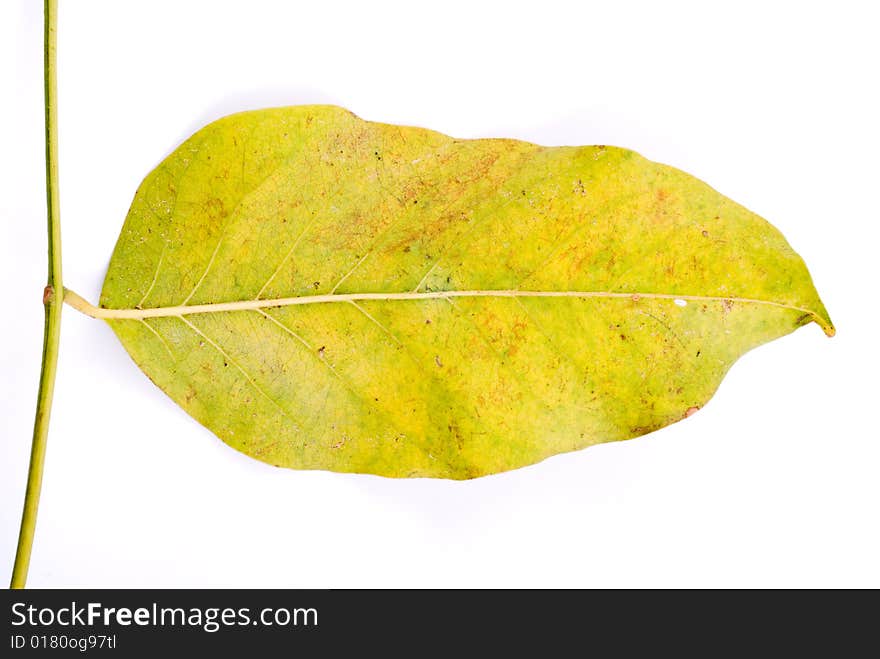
11;0;62;589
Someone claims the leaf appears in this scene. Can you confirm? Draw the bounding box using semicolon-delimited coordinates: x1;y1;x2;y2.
98;105;833;479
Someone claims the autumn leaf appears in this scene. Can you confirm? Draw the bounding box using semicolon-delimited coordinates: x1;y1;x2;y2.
81;105;833;479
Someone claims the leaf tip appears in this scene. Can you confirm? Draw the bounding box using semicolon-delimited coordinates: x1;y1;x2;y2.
813;307;835;338
810;312;835;337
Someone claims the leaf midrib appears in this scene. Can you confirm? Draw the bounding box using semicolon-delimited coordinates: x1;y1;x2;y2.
63;288;834;336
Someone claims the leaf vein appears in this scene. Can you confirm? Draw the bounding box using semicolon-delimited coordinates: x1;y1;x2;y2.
136;247;165;309
181;236;223;305
139;318;175;362
177;315;299;427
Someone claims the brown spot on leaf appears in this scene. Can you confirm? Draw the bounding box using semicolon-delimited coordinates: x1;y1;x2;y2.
685;406;700;418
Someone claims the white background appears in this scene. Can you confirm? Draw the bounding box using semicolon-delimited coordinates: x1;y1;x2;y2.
2;0;878;588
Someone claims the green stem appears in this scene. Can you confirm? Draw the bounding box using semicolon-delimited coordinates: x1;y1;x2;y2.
11;0;62;589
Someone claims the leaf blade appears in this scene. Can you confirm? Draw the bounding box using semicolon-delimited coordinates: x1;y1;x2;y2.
100;105;832;478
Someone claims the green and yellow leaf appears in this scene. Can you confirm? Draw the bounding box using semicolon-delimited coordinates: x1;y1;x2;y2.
91;105;832;478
